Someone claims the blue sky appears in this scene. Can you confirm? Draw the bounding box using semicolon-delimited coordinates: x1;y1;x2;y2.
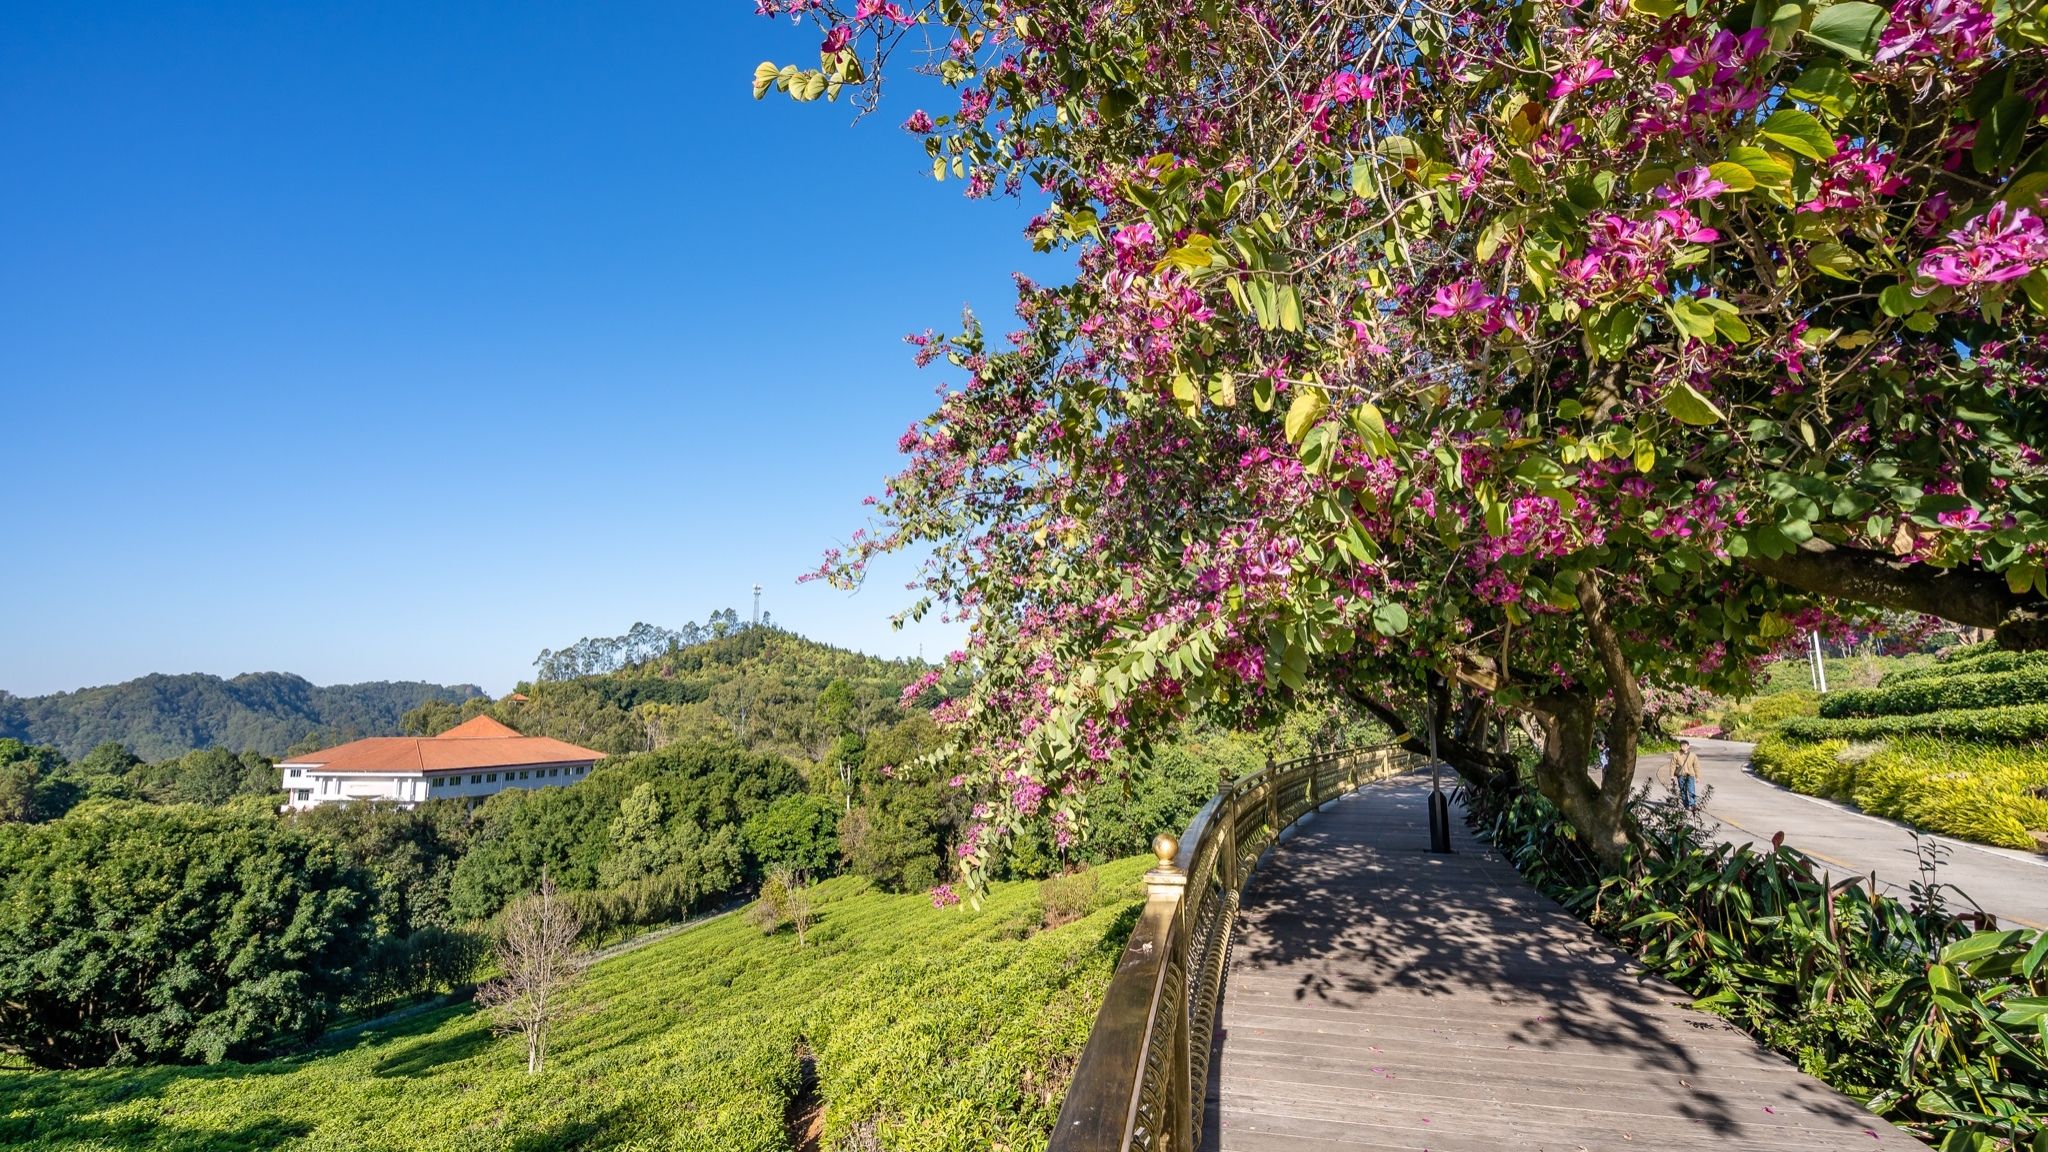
1;2;1044;697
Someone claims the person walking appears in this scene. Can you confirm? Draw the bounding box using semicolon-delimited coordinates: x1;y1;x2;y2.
1670;740;1703;812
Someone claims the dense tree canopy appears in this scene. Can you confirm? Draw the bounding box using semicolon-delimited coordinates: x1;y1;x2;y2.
0;673;477;761
0;806;375;1067
761;0;2048;881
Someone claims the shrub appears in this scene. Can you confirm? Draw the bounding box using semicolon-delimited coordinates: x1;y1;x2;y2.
1753;735;2048;851
1038;869;1099;930
1718;690;1819;740
1819;664;2048;719
1781;702;2048;745
1465;780;2046;1147
1881;645;2048;685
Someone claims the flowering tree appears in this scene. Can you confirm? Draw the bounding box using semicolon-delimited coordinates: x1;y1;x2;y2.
757;0;2048;881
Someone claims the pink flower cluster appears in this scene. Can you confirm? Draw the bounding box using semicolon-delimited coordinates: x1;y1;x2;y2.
1876;0;1997;66
1800;140;1906;214
1559;209;1718;300
1919;202;2048;290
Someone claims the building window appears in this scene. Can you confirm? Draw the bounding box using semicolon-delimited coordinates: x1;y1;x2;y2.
471;774;481;784
548;767;558;777
487;773;497;783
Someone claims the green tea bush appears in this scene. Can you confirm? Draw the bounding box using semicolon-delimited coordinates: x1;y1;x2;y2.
1880;645;2048;685
0;856;1152;1151
1819;665;2048;719
1781;702;2048;745
1753;735;2048;851
1719;690;1820;741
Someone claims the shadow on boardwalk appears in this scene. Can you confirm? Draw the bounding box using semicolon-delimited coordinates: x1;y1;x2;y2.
1206;772;1907;1151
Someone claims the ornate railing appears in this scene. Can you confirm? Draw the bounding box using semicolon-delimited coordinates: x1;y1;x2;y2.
1047;744;1425;1152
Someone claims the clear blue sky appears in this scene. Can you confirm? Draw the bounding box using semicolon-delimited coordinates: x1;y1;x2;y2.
1;2;1041;697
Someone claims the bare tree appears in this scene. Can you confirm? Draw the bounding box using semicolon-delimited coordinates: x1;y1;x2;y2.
475;875;585;1074
748;866;817;947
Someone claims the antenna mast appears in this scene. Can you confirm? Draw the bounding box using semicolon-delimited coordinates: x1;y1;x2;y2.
752;583;763;628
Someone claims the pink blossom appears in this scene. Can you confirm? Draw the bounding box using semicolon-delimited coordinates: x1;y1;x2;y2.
820;24;853;53
1427;279;1495;318
1548;58;1616;100
902;109;935;134
853;0;911;24
1655;167;1729;206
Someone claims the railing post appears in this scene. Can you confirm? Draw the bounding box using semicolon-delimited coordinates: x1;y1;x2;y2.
1145;834;1192;1152
1264;753;1278;838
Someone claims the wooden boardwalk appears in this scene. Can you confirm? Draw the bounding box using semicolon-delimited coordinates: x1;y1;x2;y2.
1206;773;1913;1151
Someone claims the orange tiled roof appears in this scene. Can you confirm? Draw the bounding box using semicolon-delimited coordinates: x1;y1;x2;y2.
278;718;604;774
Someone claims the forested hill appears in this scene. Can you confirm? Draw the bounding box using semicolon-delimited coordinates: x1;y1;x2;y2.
407;623;961;763
0;673;482;761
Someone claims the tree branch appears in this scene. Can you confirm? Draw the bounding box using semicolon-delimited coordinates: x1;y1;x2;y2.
1743;544;2048;648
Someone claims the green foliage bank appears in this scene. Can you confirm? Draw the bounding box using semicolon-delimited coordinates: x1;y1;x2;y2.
0;859;1153;1152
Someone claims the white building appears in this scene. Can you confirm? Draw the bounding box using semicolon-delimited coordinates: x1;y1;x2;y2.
279;715;605;811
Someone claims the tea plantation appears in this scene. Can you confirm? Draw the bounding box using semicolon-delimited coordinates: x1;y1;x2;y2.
0;857;1151;1152
1753;645;2048;851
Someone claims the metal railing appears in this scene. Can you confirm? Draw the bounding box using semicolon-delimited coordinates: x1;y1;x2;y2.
1047;744;1425;1152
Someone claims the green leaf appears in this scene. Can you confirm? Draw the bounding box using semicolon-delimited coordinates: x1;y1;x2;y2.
752;62;780;100
1786;61;1859;117
1728;145;1794;188
1976;93;2034;175
1371;601;1410;636
1158;234;1220;274
1669;298;1720;341
1284;386;1327;445
1350;159;1377;199
1879;283;1925;317
1759;108;1838;162
1806;241;1860;280
1706;162;1757;193
1662;382;1725;426
1805;2;1888;61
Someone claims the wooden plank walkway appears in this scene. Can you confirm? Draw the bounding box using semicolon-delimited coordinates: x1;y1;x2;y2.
1206;773;1913;1151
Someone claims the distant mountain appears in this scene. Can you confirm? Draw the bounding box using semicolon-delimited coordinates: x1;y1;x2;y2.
0;673;483;761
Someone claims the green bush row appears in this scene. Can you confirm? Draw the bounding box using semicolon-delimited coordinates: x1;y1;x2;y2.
1719;690;1819;740
1819;663;2048;719
1880;644;2048;685
1751;734;2048;851
1780;701;2048;745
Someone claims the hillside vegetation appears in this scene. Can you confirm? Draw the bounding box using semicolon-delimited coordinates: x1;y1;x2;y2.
0;857;1152;1152
1752;645;2048;851
0;673;479;761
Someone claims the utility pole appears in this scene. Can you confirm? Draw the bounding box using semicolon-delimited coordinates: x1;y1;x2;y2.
1809;631;1829;693
752;583;762;628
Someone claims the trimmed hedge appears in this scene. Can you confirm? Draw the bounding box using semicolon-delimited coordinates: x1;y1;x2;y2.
1781;701;2048;745
1880;645;2048;685
1752;734;2048;851
1818;663;2048;719
1719;690;1818;741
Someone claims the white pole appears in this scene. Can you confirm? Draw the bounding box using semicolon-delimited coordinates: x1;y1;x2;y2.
1811;632;1829;694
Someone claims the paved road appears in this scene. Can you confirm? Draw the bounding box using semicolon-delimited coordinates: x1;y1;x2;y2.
1208;775;1911;1151
1643;738;2048;930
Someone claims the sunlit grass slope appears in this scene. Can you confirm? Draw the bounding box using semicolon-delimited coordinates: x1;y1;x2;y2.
1;857;1150;1152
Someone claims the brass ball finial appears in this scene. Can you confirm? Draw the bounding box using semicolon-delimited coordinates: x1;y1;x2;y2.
1152;833;1179;864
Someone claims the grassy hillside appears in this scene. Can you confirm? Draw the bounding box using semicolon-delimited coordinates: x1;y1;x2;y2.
1751;645;2048;851
0;673;481;761
0;857;1150;1152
